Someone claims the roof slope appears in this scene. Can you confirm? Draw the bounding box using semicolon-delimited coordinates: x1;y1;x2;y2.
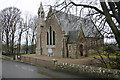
67;30;80;43
53;10;81;34
53;10;101;36
52;9;102;43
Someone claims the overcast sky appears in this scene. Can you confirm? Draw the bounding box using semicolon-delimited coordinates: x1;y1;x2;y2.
0;0;116;44
0;0;56;17
0;0;58;44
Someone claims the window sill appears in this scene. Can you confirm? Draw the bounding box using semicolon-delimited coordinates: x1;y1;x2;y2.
46;45;56;48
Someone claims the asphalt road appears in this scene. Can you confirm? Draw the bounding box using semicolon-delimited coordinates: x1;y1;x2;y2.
2;60;85;78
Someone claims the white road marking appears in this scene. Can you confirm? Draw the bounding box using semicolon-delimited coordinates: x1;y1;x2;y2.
21;66;34;72
29;69;34;72
21;67;26;70
15;64;34;72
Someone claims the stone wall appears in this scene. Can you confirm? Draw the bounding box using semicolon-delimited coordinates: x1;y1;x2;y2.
20;56;120;79
21;56;53;69
54;61;120;79
68;44;78;58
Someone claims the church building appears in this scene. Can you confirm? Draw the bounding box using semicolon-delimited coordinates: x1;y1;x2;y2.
36;3;104;58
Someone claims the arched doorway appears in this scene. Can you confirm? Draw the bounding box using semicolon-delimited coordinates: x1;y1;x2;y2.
80;44;83;56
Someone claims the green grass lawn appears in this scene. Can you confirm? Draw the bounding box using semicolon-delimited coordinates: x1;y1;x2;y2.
89;54;116;58
89;51;120;58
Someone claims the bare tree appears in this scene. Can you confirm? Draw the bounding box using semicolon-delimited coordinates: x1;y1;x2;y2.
16;18;28;58
53;0;120;69
54;0;120;48
0;7;21;60
30;16;37;54
24;14;34;54
24;17;29;54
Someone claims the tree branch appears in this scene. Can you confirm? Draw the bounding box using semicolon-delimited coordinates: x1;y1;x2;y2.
100;1;120;48
70;1;104;15
108;1;120;24
70;1;115;17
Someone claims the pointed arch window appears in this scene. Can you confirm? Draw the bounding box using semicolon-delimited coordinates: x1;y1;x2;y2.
47;32;49;45
41;11;44;18
50;26;52;45
53;31;55;45
47;26;55;45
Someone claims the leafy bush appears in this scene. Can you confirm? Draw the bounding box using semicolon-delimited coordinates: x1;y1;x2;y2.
105;46;116;54
92;46;120;69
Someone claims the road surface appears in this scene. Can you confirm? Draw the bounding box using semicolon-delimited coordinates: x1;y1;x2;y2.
2;60;86;78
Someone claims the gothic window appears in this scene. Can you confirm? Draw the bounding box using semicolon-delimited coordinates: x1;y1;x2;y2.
90;40;92;48
50;26;52;45
69;45;71;51
47;26;55;45
53;31;55;45
38;10;44;18
100;40;103;47
38;10;40;16
47;32;49;45
96;40;98;46
41;11;44;18
95;40;97;46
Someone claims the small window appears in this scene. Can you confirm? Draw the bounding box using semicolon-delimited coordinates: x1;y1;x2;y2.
41;11;44;18
96;40;98;46
90;40;92;47
69;45;72;51
95;40;96;46
100;40;103;46
41;26;44;28
38;11;40;16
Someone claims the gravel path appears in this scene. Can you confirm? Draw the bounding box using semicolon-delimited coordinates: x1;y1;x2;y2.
22;54;100;67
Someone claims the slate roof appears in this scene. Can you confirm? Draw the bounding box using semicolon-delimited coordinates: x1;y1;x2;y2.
53;10;80;34
52;9;102;43
67;30;80;43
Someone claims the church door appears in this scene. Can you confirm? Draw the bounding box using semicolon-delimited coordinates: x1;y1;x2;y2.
80;44;83;56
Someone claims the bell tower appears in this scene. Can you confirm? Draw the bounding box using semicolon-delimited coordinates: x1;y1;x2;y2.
38;2;45;19
38;2;45;27
36;2;45;55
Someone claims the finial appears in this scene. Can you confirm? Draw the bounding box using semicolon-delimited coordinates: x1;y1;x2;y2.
40;2;42;6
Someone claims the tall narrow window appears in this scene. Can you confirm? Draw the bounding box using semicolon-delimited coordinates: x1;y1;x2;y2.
50;26;52;45
96;40;98;47
47;26;56;45
53;31;55;45
69;45;71;51
47;32;49;45
100;40;103;47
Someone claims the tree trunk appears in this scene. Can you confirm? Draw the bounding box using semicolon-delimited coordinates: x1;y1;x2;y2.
6;33;9;54
12;32;15;60
18;34;22;58
31;32;35;54
26;30;29;54
108;1;120;26
100;1;120;48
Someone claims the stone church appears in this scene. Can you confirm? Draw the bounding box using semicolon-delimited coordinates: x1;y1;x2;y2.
36;3;104;58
